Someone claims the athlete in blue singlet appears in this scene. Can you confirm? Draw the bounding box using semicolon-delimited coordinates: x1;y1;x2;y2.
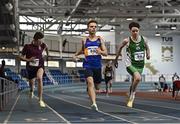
73;20;107;111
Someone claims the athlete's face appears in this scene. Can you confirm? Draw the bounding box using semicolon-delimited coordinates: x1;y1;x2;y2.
88;22;97;35
34;39;43;46
130;27;139;39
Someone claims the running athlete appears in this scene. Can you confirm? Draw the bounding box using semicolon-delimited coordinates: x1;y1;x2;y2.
103;60;113;94
73;19;107;111
19;32;48;107
114;22;150;108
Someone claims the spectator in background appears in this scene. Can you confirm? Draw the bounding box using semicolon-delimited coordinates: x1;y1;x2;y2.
172;72;179;82
125;75;130;82
159;74;166;91
171;72;180;92
103;60;114;94
0;60;14;81
0;60;6;78
0;60;6;104
62;39;68;52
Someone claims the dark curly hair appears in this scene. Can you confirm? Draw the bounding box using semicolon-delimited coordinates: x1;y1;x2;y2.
129;22;140;30
33;32;44;40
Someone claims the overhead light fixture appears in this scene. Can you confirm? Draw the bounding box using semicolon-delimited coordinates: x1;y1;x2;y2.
110;27;114;32
155;32;160;37
2;47;6;50
155;25;158;29
145;0;153;9
170;25;176;30
145;4;152;9
126;18;133;21
52;0;57;7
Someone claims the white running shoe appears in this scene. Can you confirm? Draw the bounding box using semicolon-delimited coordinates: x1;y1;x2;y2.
127;92;135;108
91;103;98;111
29;92;34;99
129;92;135;101
39;100;46;107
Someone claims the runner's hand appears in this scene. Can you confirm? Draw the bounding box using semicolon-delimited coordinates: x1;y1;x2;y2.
73;55;79;61
28;57;36;62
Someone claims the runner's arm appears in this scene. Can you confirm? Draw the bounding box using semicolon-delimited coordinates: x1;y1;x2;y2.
74;39;85;57
115;38;128;60
144;39;150;60
98;37;107;56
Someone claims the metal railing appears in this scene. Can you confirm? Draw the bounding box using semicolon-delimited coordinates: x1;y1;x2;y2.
0;77;18;111
115;74;176;82
50;74;85;84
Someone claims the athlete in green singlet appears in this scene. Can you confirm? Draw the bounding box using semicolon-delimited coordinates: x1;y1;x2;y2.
114;22;150;108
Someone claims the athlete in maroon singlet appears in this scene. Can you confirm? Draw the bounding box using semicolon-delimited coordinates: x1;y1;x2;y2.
19;32;48;107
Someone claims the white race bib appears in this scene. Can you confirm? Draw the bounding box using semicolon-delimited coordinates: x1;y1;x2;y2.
159;77;165;82
134;51;144;61
106;72;111;77
86;46;98;56
174;76;179;80
29;59;39;66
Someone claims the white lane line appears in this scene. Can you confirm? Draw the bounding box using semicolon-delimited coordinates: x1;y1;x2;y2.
45;104;71;124
98;94;180;111
80;93;180;112
55;93;180;121
45;93;137;124
96;96;180;120
131;99;180;111
34;96;71;124
95;94;180;111
3;94;20;124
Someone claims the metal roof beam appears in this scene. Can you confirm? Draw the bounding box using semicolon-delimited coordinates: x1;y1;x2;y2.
19;13;180;18
19;5;75;9
65;0;83;23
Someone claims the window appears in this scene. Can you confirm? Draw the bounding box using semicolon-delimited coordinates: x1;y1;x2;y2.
66;61;76;67
0;59;15;66
45;61;59;67
76;62;83;67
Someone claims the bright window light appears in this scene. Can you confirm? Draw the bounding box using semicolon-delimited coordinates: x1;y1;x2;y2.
0;59;15;66
155;32;160;37
21;61;26;66
45;61;59;67
126;18;133;21
66;61;76;67
76;62;83;67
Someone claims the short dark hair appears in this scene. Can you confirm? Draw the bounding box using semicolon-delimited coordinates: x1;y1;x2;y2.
87;19;97;27
33;32;44;40
129;22;140;30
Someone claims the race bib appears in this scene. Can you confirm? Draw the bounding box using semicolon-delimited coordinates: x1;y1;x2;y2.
134;51;144;61
29;59;39;66
106;72;111;77
84;46;98;56
174;77;179;80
